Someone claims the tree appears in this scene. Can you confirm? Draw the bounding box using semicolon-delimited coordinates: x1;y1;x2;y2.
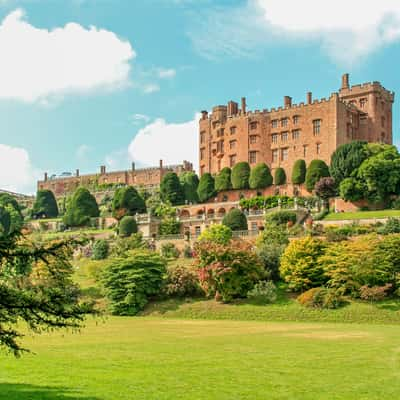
160;172;185;206
249;163;273;189
305;159;330;192
63;187;99;227
32;190;59;219
222;209;248;231
339;177;365;202
274;168;286;185
92;239;109;260
180;172;199;203
198;224;232;245
292;159;306;184
315;177;337;208
118;216;138;237
0;206;11;236
215;167;232;192
197;173;216;203
330;141;367;184
231;162;250;189
0;194;23;233
0;193;21;216
112;186;146;220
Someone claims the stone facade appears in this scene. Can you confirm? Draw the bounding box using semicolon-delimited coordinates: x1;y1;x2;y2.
199;74;394;181
37;160;193;197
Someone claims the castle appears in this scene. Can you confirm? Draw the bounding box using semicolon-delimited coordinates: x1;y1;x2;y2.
199;74;394;181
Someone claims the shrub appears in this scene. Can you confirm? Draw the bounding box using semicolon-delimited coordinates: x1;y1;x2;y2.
160;242;180;258
63;187;99;227
32;189;59;218
158;217;181;235
359;284;392;302
111;233;145;257
274;168;286;185
198;224;232;245
292;159;307;184
102;250;167;315
194;240;264;302
305;160;330;192
160;172;185;206
0;194;23;234
118;216;138;237
222;209;248;231
314;177;337;203
379;218;400;234
249;163;273;189
247;281;277;303
183;245;193;258
92;239;109;260
231;162;250;189
297;287;345;309
0;206;11;236
215;167;232;192
112;186;146;220
280;237;327;291
391;198;400;210
197;173;216;203
265;210;297;226
339;177;366;202
180;172;199;203
164;264;200;297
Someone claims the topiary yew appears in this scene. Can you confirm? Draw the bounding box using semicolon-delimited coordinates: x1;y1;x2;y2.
274;168;286;185
305;159;330;192
231;162;250;189
291;159;306;184
249;163;273;189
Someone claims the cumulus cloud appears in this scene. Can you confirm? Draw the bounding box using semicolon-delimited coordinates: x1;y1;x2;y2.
131;113;150;125
0;8;135;102
157;68;176;79
142;84;160;94
0;144;39;193
128;115;199;170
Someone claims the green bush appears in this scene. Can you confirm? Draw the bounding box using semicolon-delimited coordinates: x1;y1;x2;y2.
305;159;330;192
112;186;146;220
297;287;345;309
102;250;167;315
118;216;138;237
111;233;145;257
197;173;216;203
247;281;277;304
391;198;400;210
265;210;297;226
180;172;199;203
249;163;273;189
32;189;59;218
292;159;307;184
92;239;109;260
198;224;232;245
160;242;180;258
0;193;23;233
0;206;11;236
164;263;200;297
222;209;248;231
215;167;232;192
183;245;193;258
158;217;181;235
274;168;286;185
63;187;99;227
378;218;400;234
231;162;250;189
160;172;185;206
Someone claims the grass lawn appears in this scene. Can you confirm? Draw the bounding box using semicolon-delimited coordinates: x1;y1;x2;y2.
324;209;400;221
2;317;400;400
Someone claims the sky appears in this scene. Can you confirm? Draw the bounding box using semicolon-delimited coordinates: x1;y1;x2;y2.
0;0;400;194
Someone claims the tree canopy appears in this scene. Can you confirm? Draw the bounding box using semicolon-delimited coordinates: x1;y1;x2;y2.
32;190;59;219
160;172;185;206
292;159;307;184
305;160;330;192
197;173;216;203
180;172;199;203
63;187;99;227
249;163;273;189
222;208;248;231
215;167;232;192
231;162;250;189
112;186;146;220
274;168;287;185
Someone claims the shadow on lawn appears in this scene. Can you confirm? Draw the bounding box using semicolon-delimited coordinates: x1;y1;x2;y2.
0;383;101;400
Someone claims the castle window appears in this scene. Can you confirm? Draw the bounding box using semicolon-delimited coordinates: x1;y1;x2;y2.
271;119;278;128
281;118;288;127
217;140;224;153
217;159;221;171
293;115;300;125
316;143;321;155
230;126;236;135
250;135;257;144
281;148;288;161
229;140;236;149
360;98;367;109
200;148;205;160
217;128;224;137
229;154;236;167
272;134;278;144
249;151;257;164
381;116;385;128
212;121;218;129
292;129;300;140
281;132;288;142
250;121;258;130
313;119;321;135
272;149;279;163
303;145;307;157
200;131;206;144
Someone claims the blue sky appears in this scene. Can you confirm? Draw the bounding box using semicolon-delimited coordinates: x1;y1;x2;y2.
0;0;400;193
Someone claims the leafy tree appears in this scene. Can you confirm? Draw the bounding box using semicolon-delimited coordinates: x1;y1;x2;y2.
160;172;185;206
0;193;21;216
158;217;181;235
274;168;286;185
198;224;232;245
292;159;306;184
0;194;23;233
222;208;248;231
249;163;273;189
339;177;365;202
215;167;232;192
0;206;11;236
305;159;330;192
265;211;297;226
197;173;216;203
118;216;138;237
92;239;109;260
315;177;337;208
102;250;166;315
330;141;367;184
231;162;250;189
63;187;99;227
112;186;146;220
180;172;199;203
32;190;59;219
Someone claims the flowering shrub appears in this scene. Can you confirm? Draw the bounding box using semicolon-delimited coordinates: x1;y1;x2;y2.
247;281;277;303
197;224;232;245
164;263;201;297
359;284;392;302
194;240;264;302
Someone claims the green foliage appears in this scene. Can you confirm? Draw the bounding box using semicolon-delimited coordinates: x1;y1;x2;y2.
215;167;232;192
92;239;109;260
379;218;400;234
0;194;23;234
111;233;145;257
160;242;180;259
265;211;297;226
292;159;307;184
197;173;216;203
222;208;248;231
163;263;200;297
305;160;330;192
32;190;59;218
194;240;264;302
231;162;250;189
198;224;232;245
0;193;21;215
0;206;11;236
63;187;99;227
391;198;400;210
160;172;185;206
180;172;199;203
239;195;301;210
280;237;327;291
297;287;345;309
359;284;392;302
247;281;277;303
274;168;286;185
118;216;138;237
249;163;273;189
339;177;365;202
112;186;146;220
330;141;367;184
102;250;167;315
158;217;181;235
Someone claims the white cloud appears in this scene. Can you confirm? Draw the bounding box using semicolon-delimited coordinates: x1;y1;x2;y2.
131;113;150;124
0;8;135;102
76;144;90;159
143;84;160;94
128;115;199;170
0;144;39;194
157;68;176;79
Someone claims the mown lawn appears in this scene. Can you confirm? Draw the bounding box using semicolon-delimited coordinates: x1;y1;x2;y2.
324;209;400;221
2;317;400;400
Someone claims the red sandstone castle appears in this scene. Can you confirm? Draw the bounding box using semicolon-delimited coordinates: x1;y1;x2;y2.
199;74;394;181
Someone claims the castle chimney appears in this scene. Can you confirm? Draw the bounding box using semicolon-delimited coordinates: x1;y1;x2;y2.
159;159;163;169
284;96;292;107
241;97;246;114
44;172;48;182
76;169;79;177
307;92;312;104
201;110;208;120
100;165;106;174
131;162;135;171
341;73;350;89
